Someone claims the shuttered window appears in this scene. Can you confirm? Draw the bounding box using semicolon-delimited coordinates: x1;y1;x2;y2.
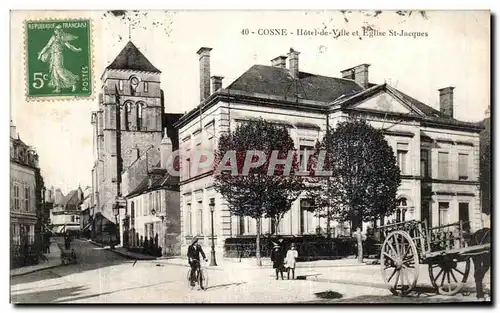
458;153;469;180
438;152;449;179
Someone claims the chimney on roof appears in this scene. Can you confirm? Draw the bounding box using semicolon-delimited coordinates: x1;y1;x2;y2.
341;64;371;89
271;55;287;68
211;76;224;93
197;47;212;102
438;86;455;118
160;128;173;170
287;48;300;78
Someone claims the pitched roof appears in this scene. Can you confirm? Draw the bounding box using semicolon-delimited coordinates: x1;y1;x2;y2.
106;41;161;73
126;170;179;198
338;84;482;129
227;65;363;104
62;189;81;210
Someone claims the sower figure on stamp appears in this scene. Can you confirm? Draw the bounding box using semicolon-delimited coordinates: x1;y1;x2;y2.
187;237;207;287
285;243;298;280
37;24;81;93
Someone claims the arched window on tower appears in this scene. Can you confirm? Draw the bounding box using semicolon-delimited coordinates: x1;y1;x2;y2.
130;76;139;96
124;102;133;131
137;103;145;131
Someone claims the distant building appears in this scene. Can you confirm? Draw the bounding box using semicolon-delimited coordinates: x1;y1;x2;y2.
79;187;93;237
50;187;83;234
10;120;44;266
175;47;483;258
120;134;181;256
90;41;182;244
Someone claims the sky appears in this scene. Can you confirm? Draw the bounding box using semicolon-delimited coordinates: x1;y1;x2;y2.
10;10;490;194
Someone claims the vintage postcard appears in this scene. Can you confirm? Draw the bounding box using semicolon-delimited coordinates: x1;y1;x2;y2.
9;10;491;304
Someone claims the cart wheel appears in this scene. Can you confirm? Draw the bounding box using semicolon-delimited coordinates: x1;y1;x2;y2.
428;256;470;296
380;230;419;296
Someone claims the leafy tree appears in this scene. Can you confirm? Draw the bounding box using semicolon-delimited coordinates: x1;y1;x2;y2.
213;119;303;266
479;115;491;215
309;119;401;232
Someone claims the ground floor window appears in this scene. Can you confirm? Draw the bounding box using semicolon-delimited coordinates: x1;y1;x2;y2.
459;202;470;231
395;198;408;223
439;202;450;226
421;201;432;227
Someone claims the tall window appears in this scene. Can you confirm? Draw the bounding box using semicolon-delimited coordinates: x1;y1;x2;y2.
137;103;144;131
130;201;135;228
186;158;191;178
118;80;123;90
396;198;408;222
300;199;313;234
24;185;30;211
396;143;409;175
300;146;313;171
459;202;470;231
124;102;132;130
13;184;20;211
270;218;277;235
144;82;148;92
148;193;153;215
458;153;469;180
420;150;429;178
71;216;75;222
186;203;192;236
239;215;245;235
421;202;432;227
197;201;203;235
438;152;449;179
438;202;449;226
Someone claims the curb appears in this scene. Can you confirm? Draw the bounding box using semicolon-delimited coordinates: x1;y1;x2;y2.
10;243;63;278
87;240;157;261
10;264;62;278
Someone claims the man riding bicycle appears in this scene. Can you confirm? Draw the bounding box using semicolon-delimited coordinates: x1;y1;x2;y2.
187;237;208;286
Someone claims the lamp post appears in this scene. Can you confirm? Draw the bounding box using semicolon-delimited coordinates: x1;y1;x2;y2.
209;198;217;266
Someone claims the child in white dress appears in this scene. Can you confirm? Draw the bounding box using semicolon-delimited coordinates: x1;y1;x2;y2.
285;243;298;280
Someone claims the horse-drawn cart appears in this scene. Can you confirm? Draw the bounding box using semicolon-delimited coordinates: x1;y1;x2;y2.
60;248;77;265
378;220;490;296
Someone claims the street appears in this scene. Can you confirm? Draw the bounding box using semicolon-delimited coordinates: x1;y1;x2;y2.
10;238;487;303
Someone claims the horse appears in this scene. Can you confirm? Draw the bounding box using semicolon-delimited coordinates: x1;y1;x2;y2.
469;227;491;300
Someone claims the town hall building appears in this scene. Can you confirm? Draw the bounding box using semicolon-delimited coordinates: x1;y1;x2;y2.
175;47;483;258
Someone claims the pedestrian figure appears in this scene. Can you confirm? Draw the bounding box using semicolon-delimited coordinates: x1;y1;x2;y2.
271;240;285;280
285;243;298;280
187;237;207;287
64;231;72;250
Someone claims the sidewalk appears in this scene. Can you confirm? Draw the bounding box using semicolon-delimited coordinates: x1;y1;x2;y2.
86;239;156;260
10;241;62;277
155;256;368;270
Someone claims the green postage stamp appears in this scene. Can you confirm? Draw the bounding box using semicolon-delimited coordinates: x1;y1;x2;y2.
25;19;92;99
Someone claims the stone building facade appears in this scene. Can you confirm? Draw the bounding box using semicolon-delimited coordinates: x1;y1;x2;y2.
10;120;44;265
175;47;483;258
91;41;168;243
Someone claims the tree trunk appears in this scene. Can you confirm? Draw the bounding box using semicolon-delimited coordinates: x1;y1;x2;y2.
275;218;280;236
326;208;331;238
256;217;262;266
356;227;363;263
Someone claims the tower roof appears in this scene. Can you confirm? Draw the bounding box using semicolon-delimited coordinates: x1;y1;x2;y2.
106;41;161;73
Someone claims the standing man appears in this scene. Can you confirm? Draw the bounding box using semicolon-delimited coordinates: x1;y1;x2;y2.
187;237;208;286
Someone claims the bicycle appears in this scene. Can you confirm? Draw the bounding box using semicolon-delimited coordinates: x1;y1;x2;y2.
186;259;208;290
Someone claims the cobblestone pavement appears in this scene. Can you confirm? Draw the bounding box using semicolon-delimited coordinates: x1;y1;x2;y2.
9;239;489;303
